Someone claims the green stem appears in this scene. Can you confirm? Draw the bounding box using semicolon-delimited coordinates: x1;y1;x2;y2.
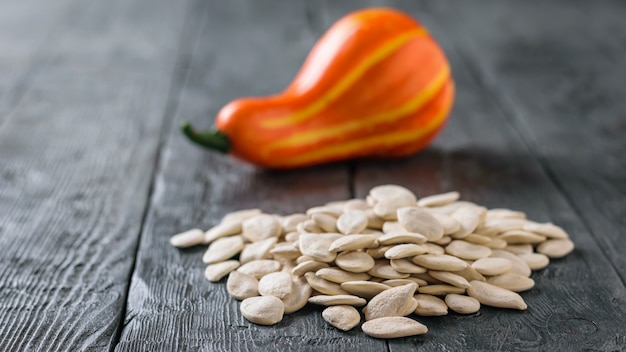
180;121;230;154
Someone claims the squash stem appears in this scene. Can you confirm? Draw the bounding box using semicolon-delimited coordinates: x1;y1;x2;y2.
180;121;230;154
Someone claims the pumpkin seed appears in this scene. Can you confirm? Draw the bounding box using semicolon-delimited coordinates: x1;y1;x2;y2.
202;235;244;264
335;251;375;273
298;233;342;263
417;191;460;207
312;213;338;233
341;281;391;299
445;240;492;260
227;270;259;300
536;239;575;258
237;259;281;279
471;257;513;276
389;258;428;274
486;273;535;292
384;243;428;259
281;276;312;314
322;305;361;331
397;207;444;241
412;254;468;271
414;294;448;316
258;272;293;298
316;267;371;284
362;316;428;339
337;210;369;234
304;272;349;295
467;280;527;310
444;293;480;314
291;260;329;277
239;237;277;264
329;234;378;252
204;260;240;282
170;228;205;248
518;253;550;270
308;295;367;307
523;222;569;239
242;214;281;242
240;296;284;325
363;283;417;320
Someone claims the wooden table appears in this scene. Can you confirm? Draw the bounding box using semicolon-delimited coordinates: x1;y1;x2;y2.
1;0;625;350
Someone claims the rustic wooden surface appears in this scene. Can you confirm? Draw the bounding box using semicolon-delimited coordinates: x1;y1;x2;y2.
1;0;625;351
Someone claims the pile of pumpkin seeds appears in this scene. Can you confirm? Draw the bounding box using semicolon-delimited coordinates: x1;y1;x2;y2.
171;184;575;339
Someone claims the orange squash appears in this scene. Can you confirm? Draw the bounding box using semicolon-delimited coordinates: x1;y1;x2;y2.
182;7;454;168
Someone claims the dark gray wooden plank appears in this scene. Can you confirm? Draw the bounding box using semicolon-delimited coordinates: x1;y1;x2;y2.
0;0;77;123
0;0;189;350
116;0;381;351
346;1;626;350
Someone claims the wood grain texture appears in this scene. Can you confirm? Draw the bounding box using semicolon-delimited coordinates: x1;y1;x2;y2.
348;1;626;350
0;0;188;350
115;0;378;351
2;0;626;350
0;0;76;123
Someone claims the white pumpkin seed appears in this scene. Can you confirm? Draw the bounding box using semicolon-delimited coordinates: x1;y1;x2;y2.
418;284;466;296
384;243;428;259
170;228;205;248
368;260;410;279
304;272;349;295
467;281;527;310
242;214;282;242
414;294;448;316
258;272;293;299
389;259;428;274
239;237;277;264
536;239;575;258
518;253;550;270
486;273;535;292
240;296;284;325
490;249;531;277
412;254;468;271
237;259;281;279
363;283;417;320
329;234;378;252
308;295;367;307
341;281;391;299
202;235;244;264
282;276;312;314
428;270;471;289
397;207;444;241
362;316;428;339
322;305;361;331
417;191;460;207
316;267;371;284
227;271;259;300
523;222;569;239
336;210;369;235
291;260;330;277
204;260;240;282
335;251;375;273
444;294;480;314
471;257;513;276
298;233;342;263
445;240;492;260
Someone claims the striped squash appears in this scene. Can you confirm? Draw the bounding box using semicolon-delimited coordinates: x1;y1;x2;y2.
182;8;454;168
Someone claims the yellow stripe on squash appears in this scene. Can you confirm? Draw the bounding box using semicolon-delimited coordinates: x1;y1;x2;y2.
276;92;453;167
261;28;428;129
262;65;450;155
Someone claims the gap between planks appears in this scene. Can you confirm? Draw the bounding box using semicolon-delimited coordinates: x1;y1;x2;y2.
111;0;210;348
